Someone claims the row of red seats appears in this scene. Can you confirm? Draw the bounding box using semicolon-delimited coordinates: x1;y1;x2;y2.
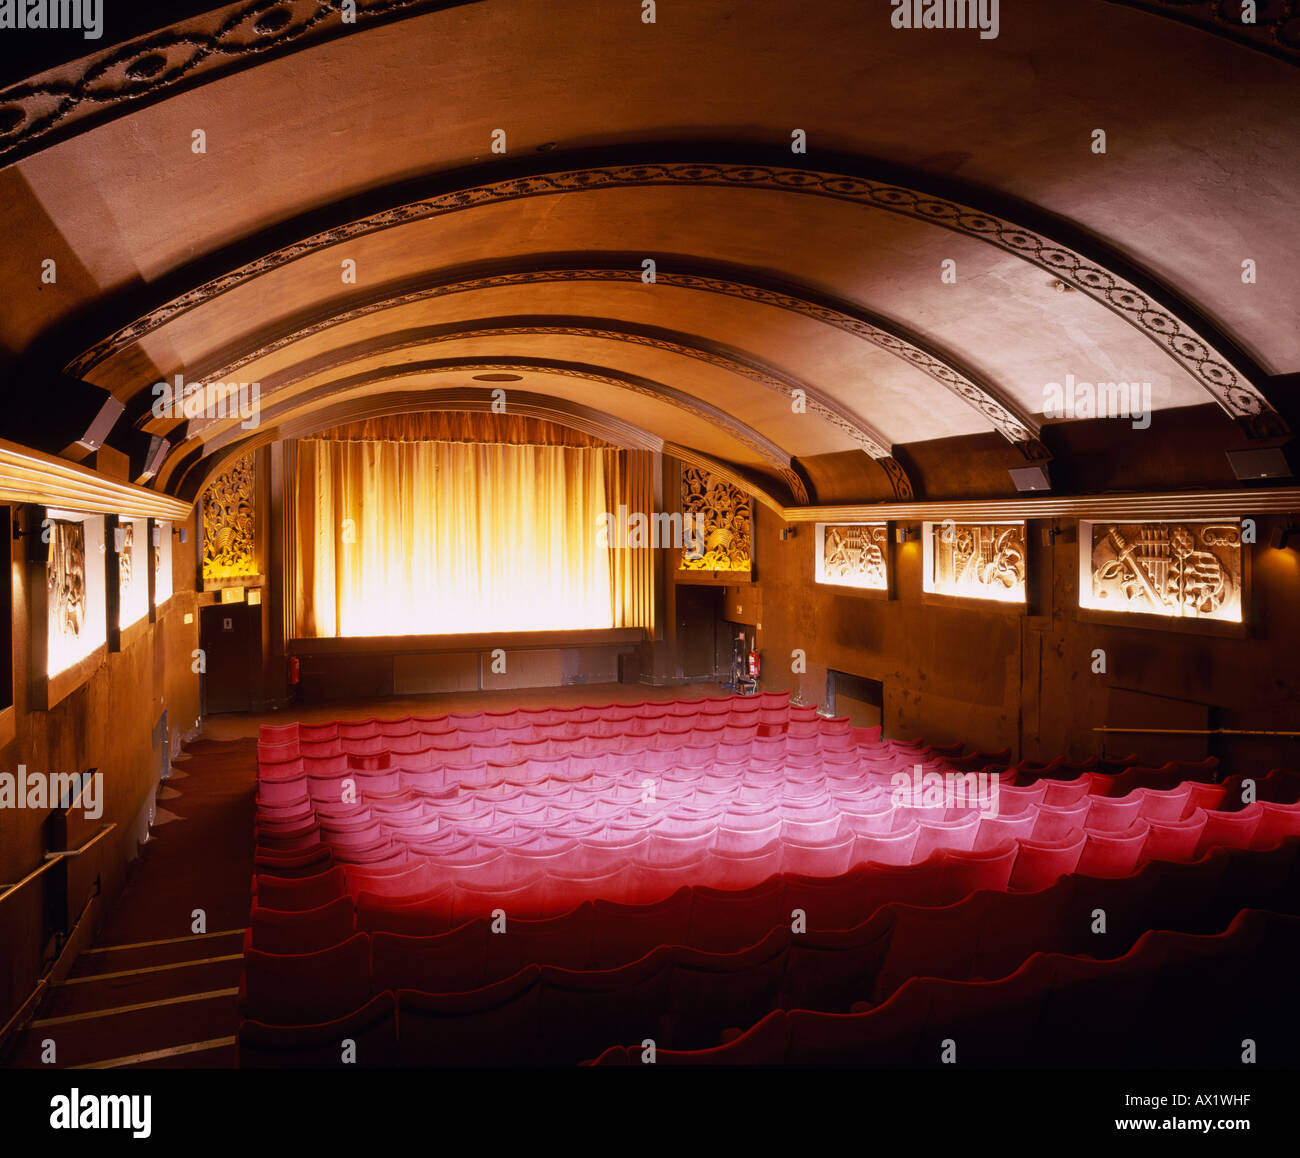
258;772;1289;850
243;699;1293;1066
586;908;1300;1067
253;805;1300;915
243;833;1300;1033
238;842;1300;1066
260;692;797;740
251;759;1300;909
257;696;812;754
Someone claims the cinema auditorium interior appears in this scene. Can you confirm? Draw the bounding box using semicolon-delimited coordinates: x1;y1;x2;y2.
0;0;1298;1107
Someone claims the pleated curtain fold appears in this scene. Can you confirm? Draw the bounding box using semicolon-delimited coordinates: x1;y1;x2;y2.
293;433;653;638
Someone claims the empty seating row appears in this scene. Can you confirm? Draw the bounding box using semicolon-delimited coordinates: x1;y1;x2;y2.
252;796;1300;910
587;907;1300;1067
241;891;1300;1067
243;838;1300;1047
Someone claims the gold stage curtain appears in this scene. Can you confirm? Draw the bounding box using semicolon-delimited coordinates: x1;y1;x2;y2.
293;430;653;637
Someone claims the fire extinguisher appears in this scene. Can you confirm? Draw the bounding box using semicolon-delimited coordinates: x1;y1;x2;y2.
287;656;300;686
747;649;760;679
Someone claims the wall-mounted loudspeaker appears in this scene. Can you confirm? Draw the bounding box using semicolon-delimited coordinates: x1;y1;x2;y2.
130;432;170;483
1008;464;1052;492
8;372;125;456
1226;447;1292;481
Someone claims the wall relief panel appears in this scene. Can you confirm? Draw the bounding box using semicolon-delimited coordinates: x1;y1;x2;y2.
1080;520;1243;622
816;523;888;590
119;517;150;629
923;521;1027;603
154;520;174;607
45;510;107;678
679;465;752;573
202;454;258;582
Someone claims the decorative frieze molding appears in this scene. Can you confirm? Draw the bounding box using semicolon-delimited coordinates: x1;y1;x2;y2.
783;488;1300;524
0;0;477;168
168;358;811;504
1102;0;1300;68
67;162;1279;440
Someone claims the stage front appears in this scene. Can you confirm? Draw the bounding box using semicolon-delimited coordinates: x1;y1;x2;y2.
288;629;649;702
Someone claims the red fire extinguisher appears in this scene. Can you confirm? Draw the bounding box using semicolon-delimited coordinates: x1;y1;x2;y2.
747;649;760;679
287;656;300;686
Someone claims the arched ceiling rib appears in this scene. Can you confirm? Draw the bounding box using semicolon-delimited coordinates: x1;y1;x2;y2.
173;317;901;462
157;358;814;503
1;0;1295;174
133;262;1050;461
180;386;791;516
1;0;1295;509
60;156;1284;440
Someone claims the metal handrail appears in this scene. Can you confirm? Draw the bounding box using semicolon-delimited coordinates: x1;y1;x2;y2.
0;823;116;906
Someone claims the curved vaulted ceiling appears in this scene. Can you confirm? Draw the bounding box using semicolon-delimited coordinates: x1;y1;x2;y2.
1;0;1296;506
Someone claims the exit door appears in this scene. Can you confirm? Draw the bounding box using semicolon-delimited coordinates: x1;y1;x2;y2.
199;602;262;713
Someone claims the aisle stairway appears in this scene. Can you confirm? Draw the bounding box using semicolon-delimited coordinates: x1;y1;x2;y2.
2;737;256;1069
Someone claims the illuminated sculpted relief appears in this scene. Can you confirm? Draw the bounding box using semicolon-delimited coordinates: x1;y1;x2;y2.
202;454;258;580
818;523;888;589
1083;522;1242;622
119;520;134;592
48;520;87;640
679;466;752;572
926;522;1027;602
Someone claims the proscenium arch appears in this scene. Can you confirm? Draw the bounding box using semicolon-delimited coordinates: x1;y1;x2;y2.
157;358;817;504
182;387;790;516
155;258;1048;462
61;150;1286;440
177;314;908;469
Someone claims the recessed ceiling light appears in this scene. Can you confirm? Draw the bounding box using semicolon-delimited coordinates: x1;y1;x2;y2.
472;373;523;382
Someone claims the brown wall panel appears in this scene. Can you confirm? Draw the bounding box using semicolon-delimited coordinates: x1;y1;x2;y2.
0;507;201;1031
751;504;1300;774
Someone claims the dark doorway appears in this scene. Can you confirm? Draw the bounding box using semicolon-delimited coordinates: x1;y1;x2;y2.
827;669;884;729
199;602;263;714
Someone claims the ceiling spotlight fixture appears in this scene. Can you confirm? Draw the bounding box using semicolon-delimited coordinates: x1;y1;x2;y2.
1049;279;1072;293
471;373;524;382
